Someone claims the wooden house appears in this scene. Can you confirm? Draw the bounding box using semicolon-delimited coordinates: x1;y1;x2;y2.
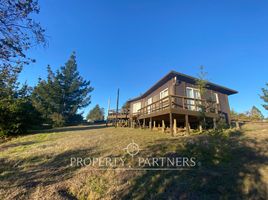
127;71;237;134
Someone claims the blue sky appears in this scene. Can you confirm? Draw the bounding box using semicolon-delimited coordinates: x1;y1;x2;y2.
20;0;268;117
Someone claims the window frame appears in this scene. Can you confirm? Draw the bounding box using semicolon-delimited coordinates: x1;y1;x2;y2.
160;88;169;99
132;102;141;113
214;93;219;104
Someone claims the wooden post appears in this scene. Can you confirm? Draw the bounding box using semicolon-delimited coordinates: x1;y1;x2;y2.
199;123;203;132
153;121;156;129
173;118;177;135
169;113;174;136
185;115;190;134
213;118;217;130
149;118;152;130
115;88;119;128
143;118;146;129
162;120;165;133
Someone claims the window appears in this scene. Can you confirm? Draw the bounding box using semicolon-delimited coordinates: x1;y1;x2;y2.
147;97;152;114
160;88;169;99
133;102;141;113
213;93;219;104
186;87;201;111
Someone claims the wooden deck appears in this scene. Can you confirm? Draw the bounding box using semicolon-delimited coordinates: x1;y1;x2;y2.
133;95;219;120
107;109;129;120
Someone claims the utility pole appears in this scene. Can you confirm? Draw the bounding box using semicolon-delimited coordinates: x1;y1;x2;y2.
106;97;110;126
115;88;119;127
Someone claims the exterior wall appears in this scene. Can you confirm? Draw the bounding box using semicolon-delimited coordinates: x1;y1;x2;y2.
130;75;232;123
175;77;231;122
130;78;173;115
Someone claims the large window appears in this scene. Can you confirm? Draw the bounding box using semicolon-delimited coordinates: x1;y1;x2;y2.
160;88;169;99
186;87;201;111
133;102;141;113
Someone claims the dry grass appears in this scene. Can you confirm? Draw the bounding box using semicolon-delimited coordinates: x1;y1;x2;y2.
0;123;268;199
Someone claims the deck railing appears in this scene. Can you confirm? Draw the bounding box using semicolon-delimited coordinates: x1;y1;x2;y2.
108;109;129;116
136;95;218;117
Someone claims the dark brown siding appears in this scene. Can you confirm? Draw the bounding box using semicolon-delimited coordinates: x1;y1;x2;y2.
174;77;232;122
130;75;232;123
130;78;173;114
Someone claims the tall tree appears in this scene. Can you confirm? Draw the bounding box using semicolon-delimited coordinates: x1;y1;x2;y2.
86;105;104;121
260;83;268;111
0;0;46;135
32;53;93;126
0;0;46;67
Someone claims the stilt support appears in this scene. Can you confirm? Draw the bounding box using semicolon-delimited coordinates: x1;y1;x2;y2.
173;118;177;135
213;118;217;130
143;118;145;129
199;122;203;132
185;115;190;134
169;113;174;136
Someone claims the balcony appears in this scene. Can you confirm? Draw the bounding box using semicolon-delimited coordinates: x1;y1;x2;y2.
135;95;219;119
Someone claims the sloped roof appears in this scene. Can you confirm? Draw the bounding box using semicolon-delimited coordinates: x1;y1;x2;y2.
128;70;238;103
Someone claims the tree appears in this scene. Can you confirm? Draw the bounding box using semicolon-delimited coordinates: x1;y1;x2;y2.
0;0;46;135
195;66;209;128
32;53;94;126
86;105;104;122
0;0;46;66
0;66;41;136
249;106;264;120
260;83;268;111
196;65;208;97
121;100;130;112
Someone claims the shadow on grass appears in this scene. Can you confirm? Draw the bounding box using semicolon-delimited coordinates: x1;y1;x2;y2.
0;147;100;199
121;130;268;200
0;141;38;151
31;124;108;134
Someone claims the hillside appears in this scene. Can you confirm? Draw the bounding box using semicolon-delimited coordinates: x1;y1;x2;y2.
0;123;267;199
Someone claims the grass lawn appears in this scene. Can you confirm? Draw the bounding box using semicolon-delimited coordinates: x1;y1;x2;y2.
0;123;268;199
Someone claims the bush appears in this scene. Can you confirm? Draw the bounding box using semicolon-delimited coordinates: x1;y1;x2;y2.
216;118;229;130
0;98;41;136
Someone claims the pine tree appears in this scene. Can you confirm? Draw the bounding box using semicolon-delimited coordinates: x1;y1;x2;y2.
58;53;93;123
32;53;93;126
261;83;268;111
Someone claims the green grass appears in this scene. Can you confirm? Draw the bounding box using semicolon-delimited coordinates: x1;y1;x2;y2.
0;124;267;199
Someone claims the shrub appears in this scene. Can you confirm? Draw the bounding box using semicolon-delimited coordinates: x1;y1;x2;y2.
0;98;41;136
